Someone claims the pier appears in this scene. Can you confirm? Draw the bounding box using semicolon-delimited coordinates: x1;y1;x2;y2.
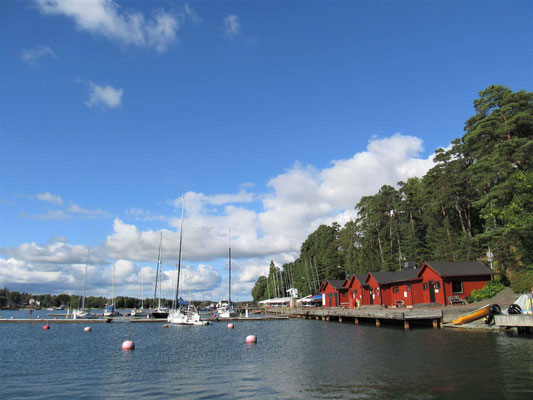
265;306;443;329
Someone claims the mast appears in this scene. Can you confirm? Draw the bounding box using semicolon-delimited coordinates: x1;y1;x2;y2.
112;249;115;307
173;196;184;310
228;229;232;305
82;248;90;310
141;268;144;309
153;232;162;306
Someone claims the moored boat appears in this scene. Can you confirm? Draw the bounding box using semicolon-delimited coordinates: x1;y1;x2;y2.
452;304;491;325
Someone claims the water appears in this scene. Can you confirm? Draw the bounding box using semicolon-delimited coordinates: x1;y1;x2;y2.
1;310;532;399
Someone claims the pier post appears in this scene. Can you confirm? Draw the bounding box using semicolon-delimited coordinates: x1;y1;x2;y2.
433;319;439;329
338;317;342;323
316;316;320;320
404;320;410;330
375;319;381;327
354;317;359;325
326;316;330;321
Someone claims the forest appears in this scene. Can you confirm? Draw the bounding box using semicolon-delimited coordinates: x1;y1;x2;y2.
252;85;533;301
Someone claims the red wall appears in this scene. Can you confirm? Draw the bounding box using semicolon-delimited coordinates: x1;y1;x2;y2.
366;275;383;306
321;283;339;307
338;289;349;307
443;276;491;303
347;277;370;306
419;266;446;305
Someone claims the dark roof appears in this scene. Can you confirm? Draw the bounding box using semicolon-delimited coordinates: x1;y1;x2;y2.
368;268;421;285
420;261;493;278
325;279;346;289
354;274;367;285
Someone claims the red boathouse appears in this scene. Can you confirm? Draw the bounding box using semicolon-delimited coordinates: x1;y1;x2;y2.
345;274;370;307
319;280;348;307
416;261;494;305
364;269;423;307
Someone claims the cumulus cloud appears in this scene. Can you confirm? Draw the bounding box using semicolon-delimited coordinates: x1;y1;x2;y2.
20;44;56;65
35;192;63;205
35;0;180;53
2;134;438;299
221;14;240;40
85;82;123;108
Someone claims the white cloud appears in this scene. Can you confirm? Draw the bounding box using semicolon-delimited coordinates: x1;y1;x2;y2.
20;45;56;65
35;0;179;53
3;134;438;299
221;14;240;40
85;81;123;108
35;192;63;205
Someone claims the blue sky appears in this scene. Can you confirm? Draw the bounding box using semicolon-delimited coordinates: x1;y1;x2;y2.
1;0;532;301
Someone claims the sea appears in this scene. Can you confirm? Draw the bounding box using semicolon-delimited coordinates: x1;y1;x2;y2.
0;309;532;399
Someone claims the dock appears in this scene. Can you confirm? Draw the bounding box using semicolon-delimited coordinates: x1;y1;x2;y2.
494;314;533;334
265;307;443;329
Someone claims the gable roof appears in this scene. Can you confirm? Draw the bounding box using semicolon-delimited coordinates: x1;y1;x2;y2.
347;274;369;287
367;268;421;285
321;279;346;291
419;261;493;278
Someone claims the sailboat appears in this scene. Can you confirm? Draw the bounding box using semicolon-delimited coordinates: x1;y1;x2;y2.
168;197;210;326
217;230;239;319
131;268;149;317
73;248;98;319
104;250;120;317
151;233;169;319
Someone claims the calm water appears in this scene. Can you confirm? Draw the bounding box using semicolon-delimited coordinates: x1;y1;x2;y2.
0;310;532;399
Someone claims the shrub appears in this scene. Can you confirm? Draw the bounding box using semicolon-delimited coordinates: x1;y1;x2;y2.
468;280;505;302
510;268;533;294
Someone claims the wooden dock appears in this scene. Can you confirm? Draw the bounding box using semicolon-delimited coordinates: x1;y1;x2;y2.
266;307;443;330
494;314;533;334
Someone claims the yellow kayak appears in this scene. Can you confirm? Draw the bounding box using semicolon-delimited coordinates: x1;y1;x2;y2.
452;304;491;325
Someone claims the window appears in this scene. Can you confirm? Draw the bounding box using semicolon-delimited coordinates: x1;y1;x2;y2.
393;287;399;293
423;283;428;290
452;281;463;294
406;284;410;291
435;282;441;289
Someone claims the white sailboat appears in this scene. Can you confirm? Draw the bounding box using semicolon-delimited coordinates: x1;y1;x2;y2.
168;197;210;326
104;249;120;317
73;248;98;319
131;268;149;317
152;233;169;319
217;230;239;319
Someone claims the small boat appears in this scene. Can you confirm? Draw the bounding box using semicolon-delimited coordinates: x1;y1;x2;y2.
73;249;99;319
452;304;491;325
217;230;239;319
167;196;210;327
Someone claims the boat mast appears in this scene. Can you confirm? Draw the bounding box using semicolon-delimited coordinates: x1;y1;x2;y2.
82;248;90;310
228;229;232;305
112;249;115;307
141;268;144;309
153;232;162;308
173;196;184;310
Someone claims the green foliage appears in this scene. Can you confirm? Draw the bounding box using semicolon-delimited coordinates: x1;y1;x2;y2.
467;280;505;303
510;268;533;294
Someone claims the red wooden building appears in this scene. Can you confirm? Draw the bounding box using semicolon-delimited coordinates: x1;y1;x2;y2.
416;261;493;305
319;280;348;307
364;269;423;307
344;274;370;307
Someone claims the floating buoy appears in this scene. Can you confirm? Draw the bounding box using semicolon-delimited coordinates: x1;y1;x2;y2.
122;340;135;350
227;323;234;329
163;324;169;328
212;313;216;318
43;325;50;330
54;317;58;319
84;326;92;332
245;335;257;344
146;315;150;319
10;316;14;319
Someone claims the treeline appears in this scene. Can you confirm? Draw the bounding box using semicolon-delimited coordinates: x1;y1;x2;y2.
252;85;533;301
0;287;170;309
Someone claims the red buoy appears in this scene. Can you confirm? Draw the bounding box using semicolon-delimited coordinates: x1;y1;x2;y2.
245;335;257;343
54;317;58;320
163;324;169;328
122;340;135;350
84;326;92;332
43;325;50;330
227;323;234;329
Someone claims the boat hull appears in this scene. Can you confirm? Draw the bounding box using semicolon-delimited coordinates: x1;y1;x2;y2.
452;304;491;325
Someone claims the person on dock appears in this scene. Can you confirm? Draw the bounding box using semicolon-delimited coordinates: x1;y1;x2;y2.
29;306;33;319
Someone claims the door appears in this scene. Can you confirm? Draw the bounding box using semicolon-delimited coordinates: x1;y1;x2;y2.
429;281;436;303
369;289;374;305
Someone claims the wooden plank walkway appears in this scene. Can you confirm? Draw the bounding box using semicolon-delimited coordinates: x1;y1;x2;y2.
266;307;443;329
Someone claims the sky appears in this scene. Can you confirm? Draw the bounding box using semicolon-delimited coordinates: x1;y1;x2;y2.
0;0;532;302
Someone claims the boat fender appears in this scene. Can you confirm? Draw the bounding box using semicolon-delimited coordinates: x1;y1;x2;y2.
508;304;522;315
